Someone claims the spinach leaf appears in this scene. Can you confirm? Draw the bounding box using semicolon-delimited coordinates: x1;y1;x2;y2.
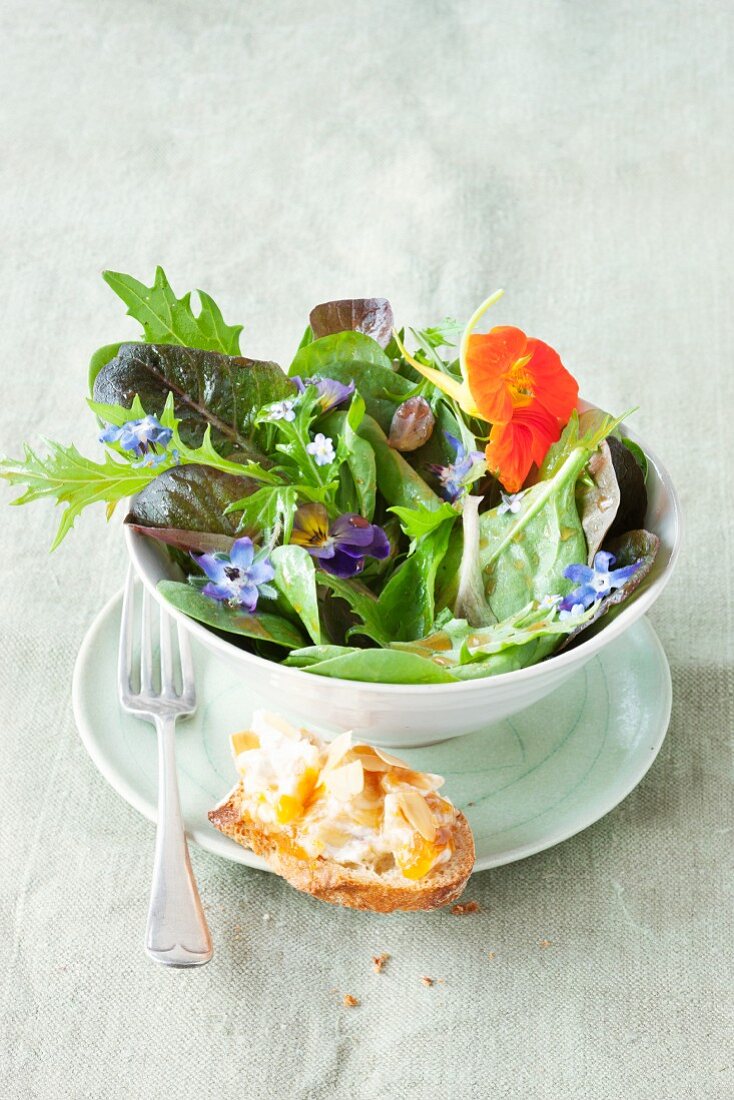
158;581;306;649
309;298;395;349
93;343;293;458
479;446;590;622
285;645;361;667
271;544;321;645
103;267;244;355
375;517;455;642
127;464;258;535
356;415;442;511
576;440;621;564
290;332;411;431
334;396;377;520
301;648;458;684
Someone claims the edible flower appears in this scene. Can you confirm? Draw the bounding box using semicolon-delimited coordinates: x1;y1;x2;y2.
497;490;525;516
290;503;390;577
99;414;172;456
132;447;179;470
263;398;297;422
394;291;578;493
306;433;336;467
194;537;276;611
428;432;485;502
559;550;641;614
292;376;355;413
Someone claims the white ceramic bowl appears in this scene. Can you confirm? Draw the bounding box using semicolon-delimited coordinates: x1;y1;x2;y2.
125;422;681;747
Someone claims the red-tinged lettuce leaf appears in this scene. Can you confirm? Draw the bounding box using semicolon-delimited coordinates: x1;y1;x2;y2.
606;435;648;538
125;525;236;555
577;440;621;564
309;298;395;349
93;343;293;457
126;464;258;536
158;581;306;649
557;529;660;653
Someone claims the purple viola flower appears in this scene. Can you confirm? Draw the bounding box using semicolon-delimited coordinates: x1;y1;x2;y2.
292;375;355;413
559;550;641;614
428;432;485;502
193;537;276;611
99;414;172;457
290;502;390;578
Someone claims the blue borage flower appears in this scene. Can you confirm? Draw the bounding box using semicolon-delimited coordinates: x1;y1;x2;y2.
132;447;180;470
306;432;336;467
292;375;356;413
428;432;485;502
193;537;276;611
99;414;172;457
559;550;641;614
290;502;390;578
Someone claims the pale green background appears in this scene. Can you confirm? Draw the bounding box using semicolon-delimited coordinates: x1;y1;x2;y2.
1;2;732;1098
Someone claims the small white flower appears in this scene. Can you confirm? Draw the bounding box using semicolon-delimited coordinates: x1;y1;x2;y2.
306;433;335;467
498;491;525;516
559;602;585;622
539;594;562;612
265;398;297;422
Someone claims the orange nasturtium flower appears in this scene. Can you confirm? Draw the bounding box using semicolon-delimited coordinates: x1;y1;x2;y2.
395;291;578;493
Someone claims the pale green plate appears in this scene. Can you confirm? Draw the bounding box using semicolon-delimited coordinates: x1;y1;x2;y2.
73;589;671;874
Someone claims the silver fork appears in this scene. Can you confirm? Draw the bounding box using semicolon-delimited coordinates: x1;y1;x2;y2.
119;566;213;967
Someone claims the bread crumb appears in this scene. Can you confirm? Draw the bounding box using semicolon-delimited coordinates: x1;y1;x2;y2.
263;913;271;922
372;953;390;974
421;976;434;987
487;951;496;960
539;939;553;949
342;994;359;1007
451;900;480;915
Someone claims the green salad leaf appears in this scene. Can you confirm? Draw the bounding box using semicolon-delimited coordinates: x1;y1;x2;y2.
270;544;322;645
297;647;458;684
158;581;306;649
103;267;244;355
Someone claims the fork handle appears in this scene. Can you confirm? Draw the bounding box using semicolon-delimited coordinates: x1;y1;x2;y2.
146;714;213;967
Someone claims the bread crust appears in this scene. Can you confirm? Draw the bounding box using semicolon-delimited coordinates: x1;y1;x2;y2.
209;782;475;913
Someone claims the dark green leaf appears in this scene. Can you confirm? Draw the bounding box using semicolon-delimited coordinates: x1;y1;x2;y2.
127;464;258;535
375;518;454;641
284;645;361;668
619;436;648;482
606;435;648;538
93;343;292;457
356;415;442;511
158;581;306;648
309;298;395;349
316;574;390;646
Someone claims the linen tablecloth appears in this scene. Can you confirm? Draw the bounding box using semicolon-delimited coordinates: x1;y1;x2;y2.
1;2;732;1096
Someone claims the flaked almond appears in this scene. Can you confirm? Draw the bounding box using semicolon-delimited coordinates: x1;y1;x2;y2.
396;790;436;841
324;759;364;801
230;730;260;758
373;745;413;770
262;711;300;740
322;731;353;774
401;769;445;792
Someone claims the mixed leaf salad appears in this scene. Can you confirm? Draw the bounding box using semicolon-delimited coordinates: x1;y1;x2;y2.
0;268;659;685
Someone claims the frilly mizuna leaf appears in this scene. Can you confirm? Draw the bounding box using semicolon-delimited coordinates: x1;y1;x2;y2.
103;267;244;355
93;342;293;457
157;581;306;649
309;298;395;349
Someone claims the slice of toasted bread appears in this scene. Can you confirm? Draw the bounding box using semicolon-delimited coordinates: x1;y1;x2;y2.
209;782;475;913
